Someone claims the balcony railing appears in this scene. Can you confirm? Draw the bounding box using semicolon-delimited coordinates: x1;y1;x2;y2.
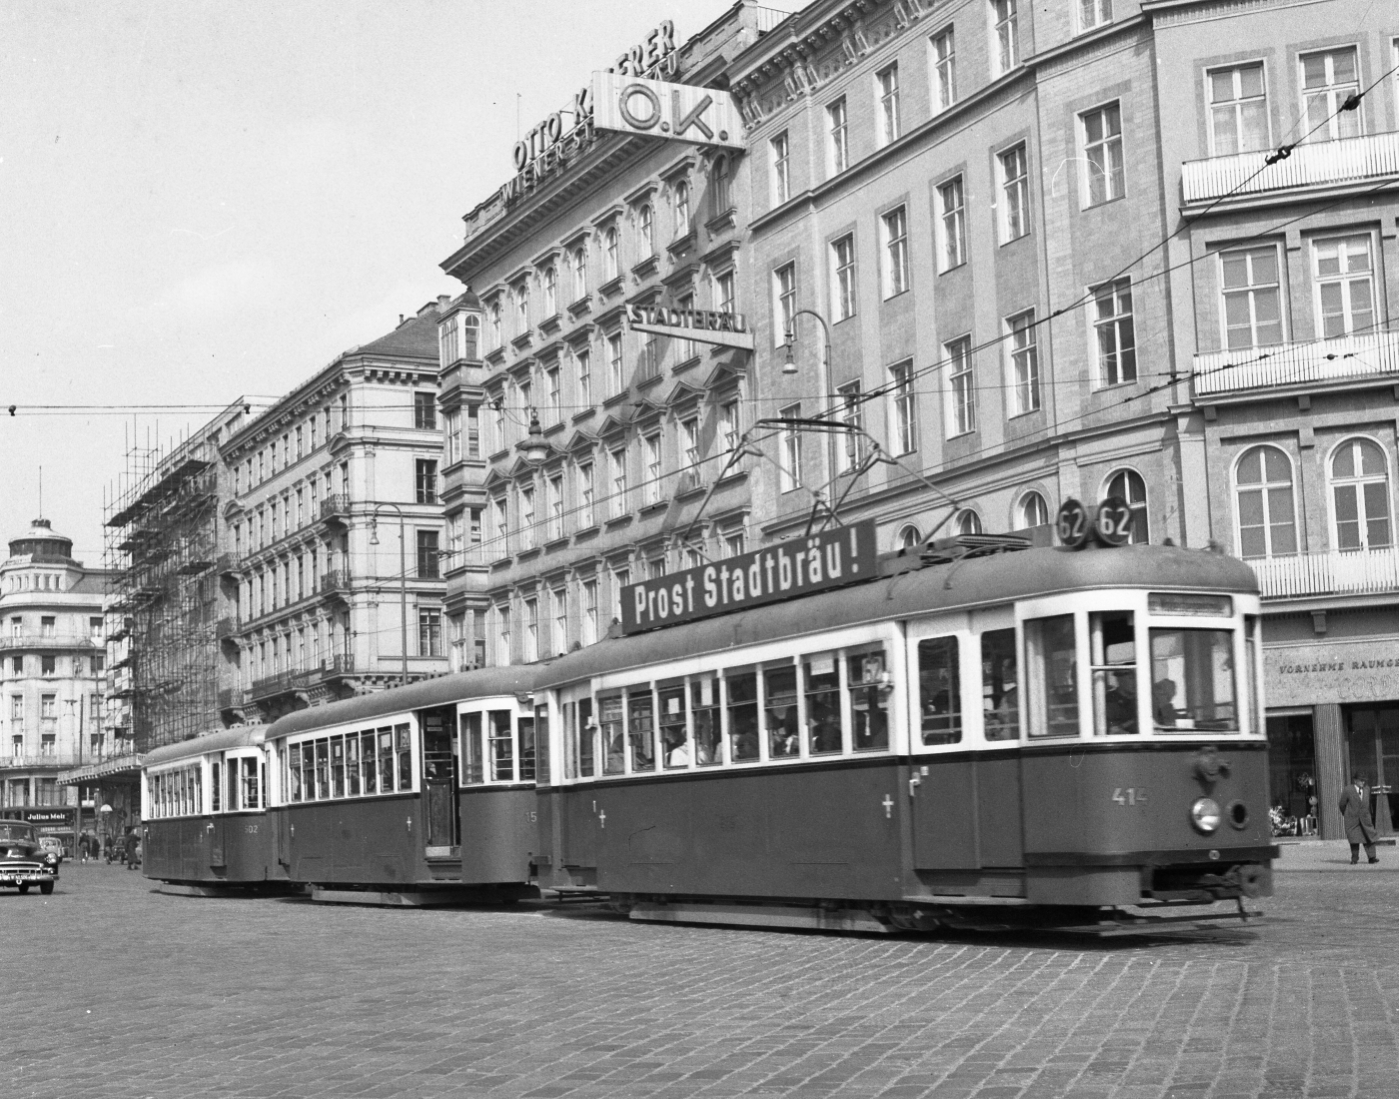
319;569;351;595
319;654;355;678
214;616;240;640
217;687;248;711
1192;330;1399;399
3;753;85;770
1250;546;1399;600
1182;130;1399;205
319;494;350;523
249;669;315;701
0;633;98;652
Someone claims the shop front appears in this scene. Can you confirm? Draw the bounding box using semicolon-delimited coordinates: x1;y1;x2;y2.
0;806;77;854
1265;637;1399;840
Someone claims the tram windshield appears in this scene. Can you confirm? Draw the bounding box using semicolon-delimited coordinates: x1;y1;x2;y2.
1149;628;1238;732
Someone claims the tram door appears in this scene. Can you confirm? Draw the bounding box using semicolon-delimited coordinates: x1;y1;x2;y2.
421;707;460;848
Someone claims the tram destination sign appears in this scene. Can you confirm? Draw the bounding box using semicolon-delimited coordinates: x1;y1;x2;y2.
621;520;877;635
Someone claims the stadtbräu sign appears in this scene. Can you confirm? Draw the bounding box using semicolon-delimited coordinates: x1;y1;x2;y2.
621;520;877;634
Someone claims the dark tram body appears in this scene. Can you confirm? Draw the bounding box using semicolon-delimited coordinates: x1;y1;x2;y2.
261;665;541;896
142;726;285;889
534;543;1276;931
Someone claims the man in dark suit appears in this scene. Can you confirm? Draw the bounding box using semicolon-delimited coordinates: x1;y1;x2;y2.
1339;775;1379;865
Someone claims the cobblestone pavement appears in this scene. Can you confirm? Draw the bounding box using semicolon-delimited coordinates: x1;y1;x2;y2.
4;844;1397;1099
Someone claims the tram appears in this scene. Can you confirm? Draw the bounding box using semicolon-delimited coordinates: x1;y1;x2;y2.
533;522;1277;933
142;726;286;892
261;665;542;900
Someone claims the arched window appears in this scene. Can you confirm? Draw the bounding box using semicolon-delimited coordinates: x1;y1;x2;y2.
953;509;983;536
1018;491;1049;528
542;266;557;317
897;525;921;551
1235;445;1297;559
603;227;619;281
1330;437;1391;551
461;314;479;360
570;247;587;300
712;155;731;213
1104;468;1149;543
638;204;654;257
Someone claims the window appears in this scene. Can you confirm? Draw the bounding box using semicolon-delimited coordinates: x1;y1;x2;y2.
1330;438;1391;551
680;417;700;472
413;392;436;430
982;628;1019;740
889;360;917;455
1092;278;1136;386
778;404;802;493
830;235;856;321
577;462;595;528
881;206;909;297
581;578;599;646
90;616;103;641
1081;103;1124;205
610;447;628;518
607;332;624;393
771;131;790;205
837;382;867;474
1006;310;1040;414
41;616;55;637
551;589;568;656
1208;63;1268;155
765;663;800;759
1220;246;1283;350
638;204;654;257
876;65;900;146
720;398;740;452
1301;48;1361;143
946;336;975;436
543;265;557;316
513;283;529;335
643;433;662;506
1312;235;1374;339
1025;615;1076;737
524;598;539;663
714;270;735;314
546;366;561;422
40;693;56;719
576;348;592;407
711;155;731;213
496;605;511;666
415;459;438;504
992;0;1019;74
570;247;587;300
603;227;619;281
416;530;440;579
1150;628;1237;732
419;610;442;658
918;637;961;745
1079;0;1112;31
937;176;965;270
519;484;536;551
931;28;956;110
673;180;690;236
998;144;1030;241
1091;610;1136;736
492;495;509;553
1019;491;1050;528
1105;468;1149;544
774;263;797;346
676;292;698;361
827;97;848;175
41;656;55;677
1236;441;1298;556
548;475;564;540
954;510;983;536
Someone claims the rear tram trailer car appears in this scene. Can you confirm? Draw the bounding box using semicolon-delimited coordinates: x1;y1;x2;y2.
532;533;1276;935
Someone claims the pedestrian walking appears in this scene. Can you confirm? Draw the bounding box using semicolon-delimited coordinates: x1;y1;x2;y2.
123;827;138;869
1339;775;1379;865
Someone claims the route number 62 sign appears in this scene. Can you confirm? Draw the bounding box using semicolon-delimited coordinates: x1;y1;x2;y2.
1057;496;1133;548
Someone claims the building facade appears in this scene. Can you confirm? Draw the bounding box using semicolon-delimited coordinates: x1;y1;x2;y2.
220;302;451;721
438;5;784;667
0;519;112;848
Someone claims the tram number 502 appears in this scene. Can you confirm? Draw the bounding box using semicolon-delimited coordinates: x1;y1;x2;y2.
1112;787;1147;806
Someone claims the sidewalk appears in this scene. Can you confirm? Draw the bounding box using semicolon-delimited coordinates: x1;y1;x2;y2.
1274;836;1398;871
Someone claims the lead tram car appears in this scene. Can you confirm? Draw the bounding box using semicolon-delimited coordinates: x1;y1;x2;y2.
534;523;1277;934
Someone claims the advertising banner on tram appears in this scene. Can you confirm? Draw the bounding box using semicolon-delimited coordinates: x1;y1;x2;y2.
621;520;878;635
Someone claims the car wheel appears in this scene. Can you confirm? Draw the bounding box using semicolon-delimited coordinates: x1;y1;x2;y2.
18;883;29;894
39;880;54;896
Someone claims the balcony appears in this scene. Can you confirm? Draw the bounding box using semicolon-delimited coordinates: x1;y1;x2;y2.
1250;547;1399;601
217;687;248;711
249;669;315;702
318;654;356;679
2;753;84;770
0;633;98;652
214;616;240;641
216;552;242;579
1192;330;1399;401
319;569;351;598
1181;130;1399;207
319;494;350;526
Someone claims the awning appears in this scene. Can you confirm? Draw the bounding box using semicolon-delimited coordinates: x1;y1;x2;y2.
58;755;145;785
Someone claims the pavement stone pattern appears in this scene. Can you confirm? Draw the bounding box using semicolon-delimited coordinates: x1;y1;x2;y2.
3;841;1397;1099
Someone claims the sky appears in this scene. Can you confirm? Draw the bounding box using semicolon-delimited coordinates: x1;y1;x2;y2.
0;0;775;565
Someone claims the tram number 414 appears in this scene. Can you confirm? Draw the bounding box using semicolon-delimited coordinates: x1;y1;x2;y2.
1112;787;1148;806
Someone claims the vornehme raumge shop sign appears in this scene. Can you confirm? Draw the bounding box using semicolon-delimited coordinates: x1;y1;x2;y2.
621;521;877;635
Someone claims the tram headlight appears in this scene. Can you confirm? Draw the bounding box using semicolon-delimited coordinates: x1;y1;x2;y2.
1189;797;1222;835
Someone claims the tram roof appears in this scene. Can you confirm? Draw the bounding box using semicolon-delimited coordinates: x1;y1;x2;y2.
263;664;546;741
536;544;1257;690
144;725;268;767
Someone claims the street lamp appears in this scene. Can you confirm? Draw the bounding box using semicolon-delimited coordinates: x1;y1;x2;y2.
517;408;550;465
369;502;410;687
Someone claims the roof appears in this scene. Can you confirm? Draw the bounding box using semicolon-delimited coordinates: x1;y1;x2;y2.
144;726;268;767
535;544;1258;690
264;664;547;741
354;307;440;360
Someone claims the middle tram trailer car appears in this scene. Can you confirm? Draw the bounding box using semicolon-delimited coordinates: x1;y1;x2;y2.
533;535;1277;934
263;666;542;903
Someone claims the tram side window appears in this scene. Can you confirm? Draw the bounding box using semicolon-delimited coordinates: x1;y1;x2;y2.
727;669;760;761
659;684;688;768
315;739;330;798
1091;611;1138;736
1026;615;1079;737
361;730;378;793
377;728;394;793
211;761;222;812
600;694;625;774
288;747;302;802
346;735;361;796
918;637;962;745
519;716;537;782
692;677;721;766
242;757;261;809
396;724;412;790
577;698;595;777
1245;615;1260;736
461;713;483;784
488;710;514;781
1150;628;1238;732
765;664;799;758
331;736;346;797
532;704;548;783
982;629;1020;741
804;654;842;755
628;688;656;772
850;649;889;751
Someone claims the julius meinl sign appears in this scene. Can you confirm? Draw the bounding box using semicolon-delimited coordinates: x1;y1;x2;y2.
621;521;877;635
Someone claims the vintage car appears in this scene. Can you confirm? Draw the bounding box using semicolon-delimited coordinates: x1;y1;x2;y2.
38;836;65;862
0;820;60;894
